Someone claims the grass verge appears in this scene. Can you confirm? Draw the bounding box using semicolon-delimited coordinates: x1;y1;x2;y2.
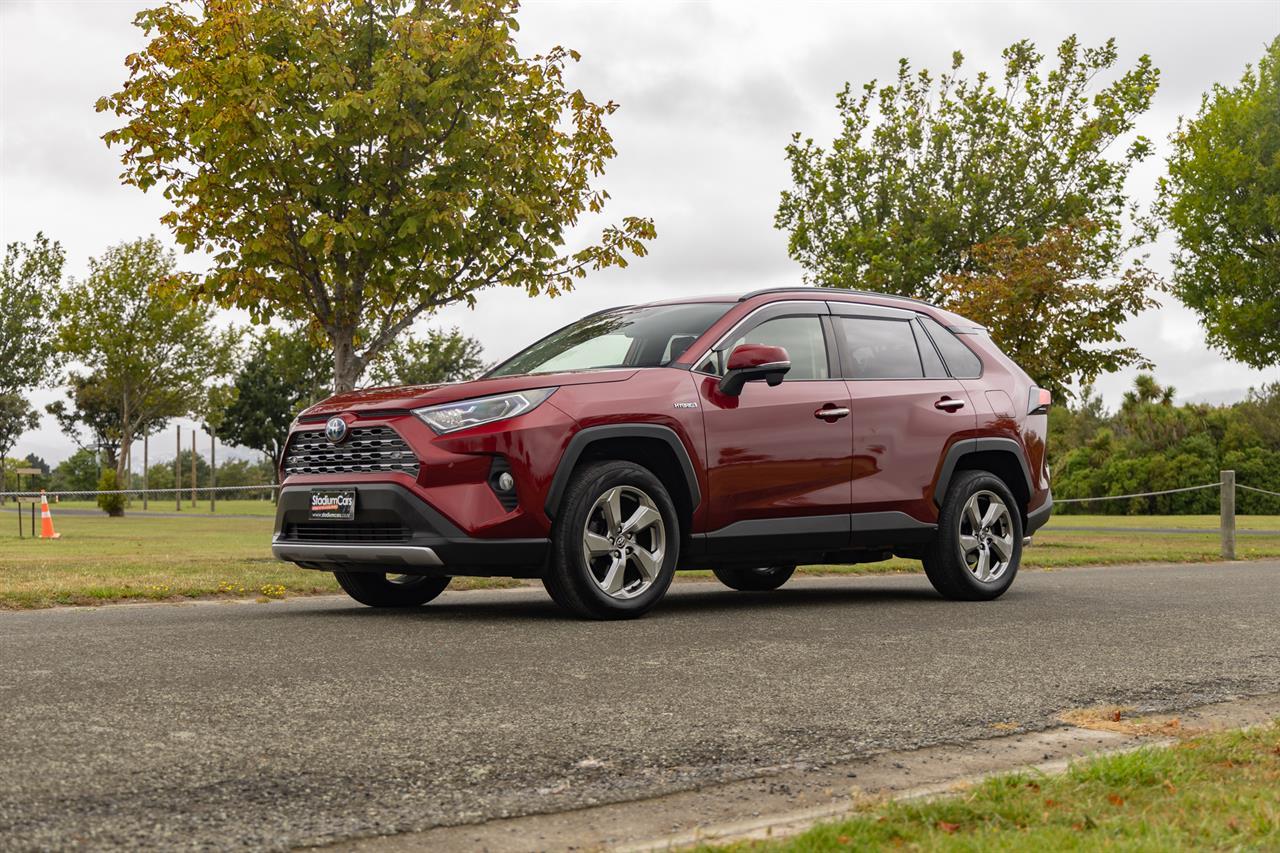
710;721;1280;851
2;513;1278;609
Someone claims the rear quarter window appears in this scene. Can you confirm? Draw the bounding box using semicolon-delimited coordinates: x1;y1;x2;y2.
919;316;983;379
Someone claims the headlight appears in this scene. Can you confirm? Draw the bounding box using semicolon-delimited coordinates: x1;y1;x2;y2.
413;388;557;434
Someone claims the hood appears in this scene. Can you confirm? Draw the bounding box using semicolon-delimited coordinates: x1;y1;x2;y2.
300;369;638;418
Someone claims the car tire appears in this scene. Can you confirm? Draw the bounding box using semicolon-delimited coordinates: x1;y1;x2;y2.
923;470;1023;601
712;565;796;591
333;571;451;608
544;460;680;619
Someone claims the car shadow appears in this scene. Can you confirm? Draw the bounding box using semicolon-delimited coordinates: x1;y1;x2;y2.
290;579;945;624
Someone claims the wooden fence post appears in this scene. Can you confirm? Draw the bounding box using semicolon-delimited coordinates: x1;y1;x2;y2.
210;431;216;514
190;430;196;508
1220;470;1236;560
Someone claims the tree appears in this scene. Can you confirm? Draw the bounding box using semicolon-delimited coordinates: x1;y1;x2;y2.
50;448;103;494
1159;36;1280;369
0;233;64;395
366;327;484;387
938;221;1157;397
219;327;331;481
776;36;1159;298
53;237;240;504
0;394;40;494
0;233;65;501
99;0;654;392
46;371;169;469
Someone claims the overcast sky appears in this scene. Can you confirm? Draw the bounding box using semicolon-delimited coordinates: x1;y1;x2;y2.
2;0;1278;467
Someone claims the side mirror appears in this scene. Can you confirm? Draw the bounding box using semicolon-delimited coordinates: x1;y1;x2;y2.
718;344;791;396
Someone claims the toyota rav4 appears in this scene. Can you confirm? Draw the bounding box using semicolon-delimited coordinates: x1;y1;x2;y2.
272;288;1052;618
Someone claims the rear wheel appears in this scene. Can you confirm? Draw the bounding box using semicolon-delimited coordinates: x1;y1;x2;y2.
923;470;1022;601
544;460;679;619
334;571;451;608
712;565;796;591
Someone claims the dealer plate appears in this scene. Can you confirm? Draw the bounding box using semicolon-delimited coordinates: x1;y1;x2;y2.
310;489;355;521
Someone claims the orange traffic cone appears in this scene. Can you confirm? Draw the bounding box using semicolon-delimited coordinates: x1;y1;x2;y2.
39;490;60;539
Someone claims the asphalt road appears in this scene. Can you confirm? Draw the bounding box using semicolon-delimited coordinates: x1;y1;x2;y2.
2;561;1278;851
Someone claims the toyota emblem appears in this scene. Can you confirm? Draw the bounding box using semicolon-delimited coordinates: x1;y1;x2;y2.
325;416;348;444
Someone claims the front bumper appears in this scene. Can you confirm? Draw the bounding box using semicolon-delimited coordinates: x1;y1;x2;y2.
272;484;549;578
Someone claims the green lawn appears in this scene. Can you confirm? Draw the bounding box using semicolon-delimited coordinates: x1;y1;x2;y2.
712;721;1280;851
2;512;1278;609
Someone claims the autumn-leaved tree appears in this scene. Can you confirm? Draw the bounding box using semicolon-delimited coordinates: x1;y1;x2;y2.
98;0;654;392
54;237;240;507
939;221;1158;397
777;38;1161;396
778;37;1159;296
1159;36;1280;369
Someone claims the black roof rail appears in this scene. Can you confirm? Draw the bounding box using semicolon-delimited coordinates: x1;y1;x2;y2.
736;285;938;308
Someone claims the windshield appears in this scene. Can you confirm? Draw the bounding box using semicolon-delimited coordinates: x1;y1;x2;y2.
487;302;730;378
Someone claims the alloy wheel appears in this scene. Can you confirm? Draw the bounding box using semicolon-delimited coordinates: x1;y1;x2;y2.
582;485;666;600
957;490;1016;583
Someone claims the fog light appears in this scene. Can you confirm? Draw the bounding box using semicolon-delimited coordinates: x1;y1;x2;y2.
496;471;515;492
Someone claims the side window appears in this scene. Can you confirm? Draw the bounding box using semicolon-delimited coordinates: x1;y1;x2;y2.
838;317;924;379
720;316;830;380
912;321;948;378
919;316;983;379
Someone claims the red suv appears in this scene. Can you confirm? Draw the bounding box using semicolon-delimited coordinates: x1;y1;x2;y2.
273;288;1052;618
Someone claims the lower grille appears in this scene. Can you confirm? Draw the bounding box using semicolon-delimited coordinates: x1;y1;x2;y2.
284;523;411;543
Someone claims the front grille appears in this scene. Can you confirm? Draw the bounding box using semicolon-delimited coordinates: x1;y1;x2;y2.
284;522;411;543
282;425;420;477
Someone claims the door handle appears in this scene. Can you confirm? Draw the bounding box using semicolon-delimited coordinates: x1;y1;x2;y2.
815;405;850;421
935;398;965;411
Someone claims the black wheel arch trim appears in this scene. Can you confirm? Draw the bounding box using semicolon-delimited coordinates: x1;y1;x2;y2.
934;437;1034;509
544;424;701;519
1026;491;1054;534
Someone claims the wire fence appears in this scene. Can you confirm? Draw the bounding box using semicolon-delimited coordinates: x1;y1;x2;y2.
4;473;1279;558
1054;482;1227;505
0;484;279;501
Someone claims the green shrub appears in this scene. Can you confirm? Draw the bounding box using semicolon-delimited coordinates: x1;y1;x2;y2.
96;469;126;517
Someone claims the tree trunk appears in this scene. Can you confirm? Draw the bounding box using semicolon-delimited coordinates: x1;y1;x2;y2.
331;327;363;393
115;429;133;518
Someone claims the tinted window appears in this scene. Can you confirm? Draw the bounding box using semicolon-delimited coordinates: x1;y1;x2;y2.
488;303;729;377
912;321;948;378
838;317;924;379
716;316;830;380
919;316;983;378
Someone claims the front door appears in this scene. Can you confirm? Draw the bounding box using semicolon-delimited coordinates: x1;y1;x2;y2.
829;308;977;524
695;306;853;557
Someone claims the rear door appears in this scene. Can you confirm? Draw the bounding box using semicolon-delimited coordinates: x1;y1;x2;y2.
694;301;853;556
828;302;977;525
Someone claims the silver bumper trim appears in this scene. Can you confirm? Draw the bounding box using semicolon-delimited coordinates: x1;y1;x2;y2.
271;541;443;567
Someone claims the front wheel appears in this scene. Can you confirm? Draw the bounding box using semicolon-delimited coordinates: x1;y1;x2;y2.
712;565;796;591
922;470;1022;601
334;571;451;608
544;460;680;619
